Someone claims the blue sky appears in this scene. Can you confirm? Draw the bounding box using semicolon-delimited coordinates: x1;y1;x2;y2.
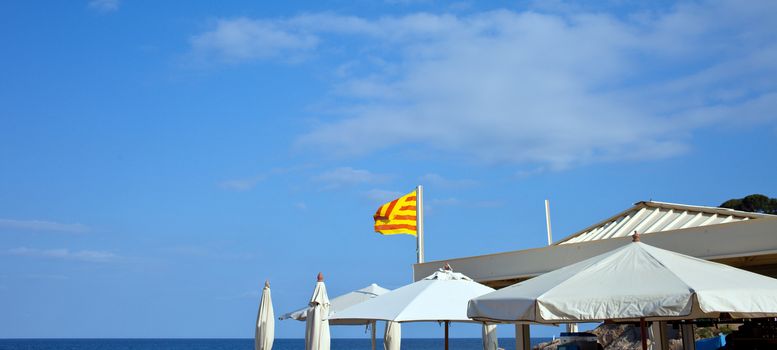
1;0;776;340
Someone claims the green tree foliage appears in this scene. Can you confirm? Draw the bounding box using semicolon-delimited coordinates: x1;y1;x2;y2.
720;194;777;214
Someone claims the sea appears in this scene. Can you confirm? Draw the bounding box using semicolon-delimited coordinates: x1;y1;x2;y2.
0;338;553;350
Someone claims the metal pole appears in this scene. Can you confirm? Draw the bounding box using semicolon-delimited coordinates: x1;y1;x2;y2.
444;320;449;350
545;199;553;245
416;185;424;264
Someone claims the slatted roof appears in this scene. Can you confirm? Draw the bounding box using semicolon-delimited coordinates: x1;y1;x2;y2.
555;201;773;245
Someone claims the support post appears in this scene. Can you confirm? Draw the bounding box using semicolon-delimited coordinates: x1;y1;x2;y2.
515;324;530;350
416;185;424;264
681;323;696;350
651;321;668;350
444;321;449;350
371;320;376;350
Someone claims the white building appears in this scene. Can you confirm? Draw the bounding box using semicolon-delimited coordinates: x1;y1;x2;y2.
413;200;777;287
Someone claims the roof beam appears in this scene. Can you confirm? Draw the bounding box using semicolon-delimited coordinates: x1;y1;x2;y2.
643;209;673;234
663;210;688;231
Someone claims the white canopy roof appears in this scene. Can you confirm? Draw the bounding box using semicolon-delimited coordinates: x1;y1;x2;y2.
555;200;770;245
468;239;777;323
331;268;494;323
280;283;390;325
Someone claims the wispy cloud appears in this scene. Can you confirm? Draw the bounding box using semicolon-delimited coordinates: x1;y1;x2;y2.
88;0;119;13
190;1;777;170
217;289;260;300
429;197;461;206
427;197;504;209
419;173;477;189
218;166;309;192
6;247;120;263
218;175;266;191
190;18;318;64
0;218;90;234
314;167;390;189
514;166;547;179
363;188;403;203
166;245;254;261
26;274;70;280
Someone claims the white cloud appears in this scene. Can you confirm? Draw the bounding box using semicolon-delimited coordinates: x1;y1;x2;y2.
192;1;777;169
6;247;120;263
314;167;390;189
88;0;119;13
0;218;89;234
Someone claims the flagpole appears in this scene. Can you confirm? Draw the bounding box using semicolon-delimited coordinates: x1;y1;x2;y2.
416;185;424;263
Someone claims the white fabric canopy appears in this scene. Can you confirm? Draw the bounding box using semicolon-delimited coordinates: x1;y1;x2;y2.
332;267;496;350
305;274;330;350
332;268;495;322
468;240;777;323
255;281;274;350
281;283;390;325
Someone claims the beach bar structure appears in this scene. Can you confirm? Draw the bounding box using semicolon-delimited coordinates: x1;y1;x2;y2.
412;201;777;349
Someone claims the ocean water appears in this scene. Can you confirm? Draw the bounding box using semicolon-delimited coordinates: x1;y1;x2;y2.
0;338;553;350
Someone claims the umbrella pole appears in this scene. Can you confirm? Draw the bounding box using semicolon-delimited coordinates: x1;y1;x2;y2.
640;318;648;350
444;321;449;350
371;321;376;350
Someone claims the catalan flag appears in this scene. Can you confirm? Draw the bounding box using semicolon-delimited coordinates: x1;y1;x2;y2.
373;190;418;236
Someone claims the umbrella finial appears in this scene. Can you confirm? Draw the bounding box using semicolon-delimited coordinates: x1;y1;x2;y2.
317;272;324;282
264;280;270;288
632;231;641;242
443;262;452;271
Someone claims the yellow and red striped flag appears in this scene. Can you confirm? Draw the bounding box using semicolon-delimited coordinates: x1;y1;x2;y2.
373;190;417;236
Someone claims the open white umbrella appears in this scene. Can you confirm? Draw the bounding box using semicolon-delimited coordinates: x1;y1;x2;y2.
468;233;777;350
332;264;496;350
305;272;330;350
255;280;274;350
280;283;390;324
281;283;390;350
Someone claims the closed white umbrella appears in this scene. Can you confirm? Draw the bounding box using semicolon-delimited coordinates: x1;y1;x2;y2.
305;272;330;350
468;233;777;349
384;321;401;350
332;264;495;350
255;280;274;350
481;324;498;350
